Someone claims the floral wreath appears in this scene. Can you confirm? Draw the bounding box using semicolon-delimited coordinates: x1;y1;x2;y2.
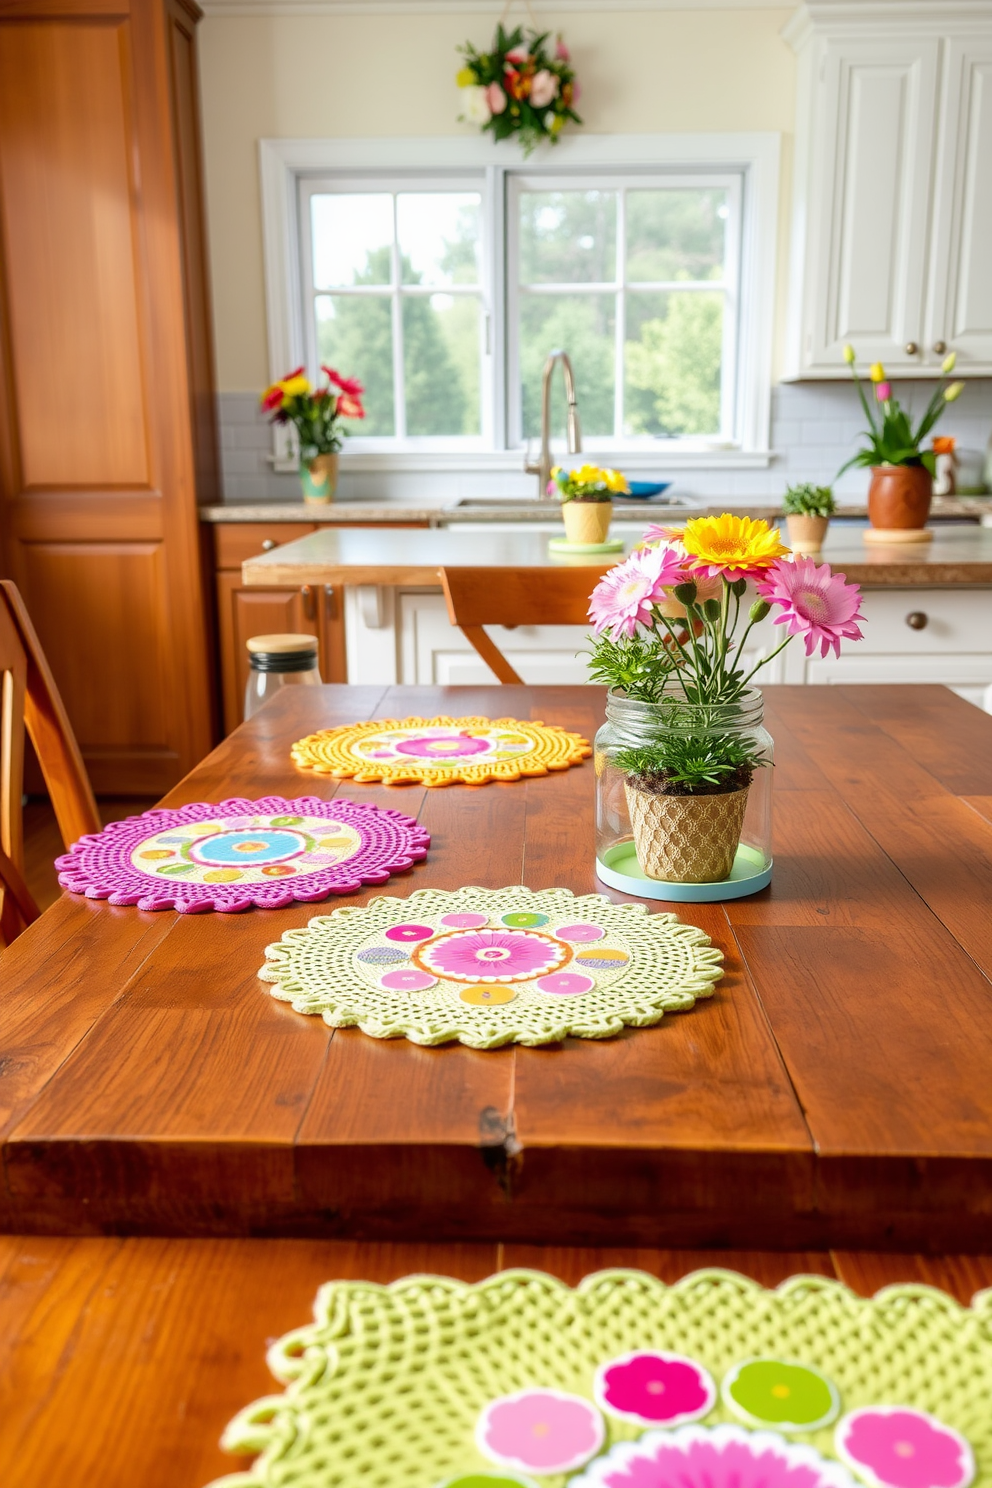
456;11;581;156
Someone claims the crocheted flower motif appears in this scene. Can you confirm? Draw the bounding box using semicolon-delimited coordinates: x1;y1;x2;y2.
723;1358;839;1431
476;1389;604;1475
393;733;492;759
594;1349;716;1426
437;1476;539;1488
835;1408;975;1488
570;1423;858;1488
416;928;569;984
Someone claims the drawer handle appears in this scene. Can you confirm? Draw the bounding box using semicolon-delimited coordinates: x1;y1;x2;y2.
904;341;918;356
933;340;947;356
905;611;928;630
261;538;276;551
301;584;316;621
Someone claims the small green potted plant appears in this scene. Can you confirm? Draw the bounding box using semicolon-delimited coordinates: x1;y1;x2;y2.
261;365;365;504
840;346;964;535
782;483;835;554
550;463;628;546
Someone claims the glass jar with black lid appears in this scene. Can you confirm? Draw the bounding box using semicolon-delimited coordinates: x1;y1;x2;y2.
244;634;321;720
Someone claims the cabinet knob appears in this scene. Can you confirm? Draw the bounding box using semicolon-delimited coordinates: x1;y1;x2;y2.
261;538;276;551
301;584;316;621
905;611;928;630
933;340;947;355
904;341;919;355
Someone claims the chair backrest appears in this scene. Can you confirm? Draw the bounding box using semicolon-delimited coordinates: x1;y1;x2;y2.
0;581;100;943
439;565;608;684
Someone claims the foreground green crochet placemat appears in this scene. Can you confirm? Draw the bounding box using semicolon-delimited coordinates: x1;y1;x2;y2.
259;886;723;1047
207;1268;991;1488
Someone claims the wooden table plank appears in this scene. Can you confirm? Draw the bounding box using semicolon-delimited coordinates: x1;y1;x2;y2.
831;1249;992;1305
3;684;992;1248
841;684;992;796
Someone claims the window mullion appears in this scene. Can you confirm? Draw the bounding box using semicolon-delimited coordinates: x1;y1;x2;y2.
391;194;406;440
614;189;626;441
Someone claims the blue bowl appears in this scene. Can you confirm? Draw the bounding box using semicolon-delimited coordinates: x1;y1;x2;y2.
624;481;672;500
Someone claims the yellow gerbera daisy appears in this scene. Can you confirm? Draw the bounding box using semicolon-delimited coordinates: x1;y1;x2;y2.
680;513;790;581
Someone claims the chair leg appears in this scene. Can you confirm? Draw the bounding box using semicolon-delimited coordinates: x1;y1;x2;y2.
460;626;525;685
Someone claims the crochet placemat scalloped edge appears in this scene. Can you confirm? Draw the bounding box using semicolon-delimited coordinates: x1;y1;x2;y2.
290;715;592;787
206;1266;992;1488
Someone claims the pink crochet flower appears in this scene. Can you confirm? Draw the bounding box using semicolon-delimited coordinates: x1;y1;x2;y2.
836;1408;974;1488
570;1423;857;1488
416;928;566;982
588;545;686;639
756;556;864;659
477;1388;604;1475
594;1350;715;1426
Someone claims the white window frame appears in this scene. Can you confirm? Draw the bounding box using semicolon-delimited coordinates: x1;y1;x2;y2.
259;133;780;472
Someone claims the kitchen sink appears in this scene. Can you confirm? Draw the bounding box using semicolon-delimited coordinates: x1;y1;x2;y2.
446;494;699;509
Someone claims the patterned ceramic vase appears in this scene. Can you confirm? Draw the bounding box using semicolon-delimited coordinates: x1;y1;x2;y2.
562;499;612;545
595;687;774;892
300;452;338;504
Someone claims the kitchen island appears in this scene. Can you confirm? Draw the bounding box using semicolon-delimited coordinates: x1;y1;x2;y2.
242;526;992;705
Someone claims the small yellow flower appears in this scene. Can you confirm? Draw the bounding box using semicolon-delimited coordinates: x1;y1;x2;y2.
843;344;856;365
603;468;629;493
680;513;790;578
574;463;606;484
279;374;310;398
944;380;965;403
869;362;886;383
942;351;957;374
456;66;476;87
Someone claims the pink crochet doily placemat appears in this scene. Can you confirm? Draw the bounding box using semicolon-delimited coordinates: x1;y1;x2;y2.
55;796;429;913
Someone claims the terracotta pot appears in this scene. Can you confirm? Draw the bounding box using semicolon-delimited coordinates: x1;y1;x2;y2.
562;500;612;545
300;452;338;504
624;781;750;884
786;513;830;554
867;464;932;530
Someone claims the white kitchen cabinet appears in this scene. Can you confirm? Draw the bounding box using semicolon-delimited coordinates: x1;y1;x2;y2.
345;583;992;712
785;9;992;377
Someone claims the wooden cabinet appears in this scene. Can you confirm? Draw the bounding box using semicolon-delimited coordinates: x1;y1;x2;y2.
213;524;346;733
786;12;992;377
0;0;217;794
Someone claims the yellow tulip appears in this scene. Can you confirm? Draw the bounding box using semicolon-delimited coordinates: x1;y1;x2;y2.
843;344;856;365
869;362;886;383
604;468;629;493
456;67;476;87
942;351;956;374
944;380;965;403
279;375;310;398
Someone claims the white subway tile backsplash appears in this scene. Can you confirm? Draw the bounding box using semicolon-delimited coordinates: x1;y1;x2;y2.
214;381;992;507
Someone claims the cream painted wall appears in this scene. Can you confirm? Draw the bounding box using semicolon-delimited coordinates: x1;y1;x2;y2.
198;7;797;391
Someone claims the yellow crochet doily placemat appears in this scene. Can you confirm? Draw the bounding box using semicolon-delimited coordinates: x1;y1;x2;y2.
259;885;723;1048
207;1268;991;1488
290;716;591;787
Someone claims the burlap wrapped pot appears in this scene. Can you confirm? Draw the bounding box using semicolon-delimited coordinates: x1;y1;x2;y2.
624;779;750;883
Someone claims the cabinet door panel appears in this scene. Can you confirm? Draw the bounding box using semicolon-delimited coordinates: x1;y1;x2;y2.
927;39;992;369
807;38;939;370
21;542;169;751
0;21;149;488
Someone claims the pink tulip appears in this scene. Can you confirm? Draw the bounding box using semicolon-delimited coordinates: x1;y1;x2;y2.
486;81;507;114
875;381;892;401
530;69;559;108
555;38;570;61
504;47;529;65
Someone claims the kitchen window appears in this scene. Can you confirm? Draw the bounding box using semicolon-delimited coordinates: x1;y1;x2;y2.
264;136;779;466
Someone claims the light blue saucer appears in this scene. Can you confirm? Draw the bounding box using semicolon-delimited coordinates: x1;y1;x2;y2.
596;840;772;901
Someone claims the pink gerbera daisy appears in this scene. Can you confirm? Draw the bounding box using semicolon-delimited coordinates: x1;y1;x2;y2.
757;557;864;659
588;545;686;639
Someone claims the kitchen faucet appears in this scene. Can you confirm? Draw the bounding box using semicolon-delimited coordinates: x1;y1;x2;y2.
525;349;582;500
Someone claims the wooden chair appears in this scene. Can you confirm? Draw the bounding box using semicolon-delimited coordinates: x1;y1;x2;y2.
0;580;100;943
439;565;609;685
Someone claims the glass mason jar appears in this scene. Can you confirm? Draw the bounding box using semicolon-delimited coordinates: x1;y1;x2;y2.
594;686;773;902
244;634;322;720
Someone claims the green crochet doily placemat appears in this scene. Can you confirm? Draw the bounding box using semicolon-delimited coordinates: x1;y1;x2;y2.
259;886;723;1048
207;1268;991;1488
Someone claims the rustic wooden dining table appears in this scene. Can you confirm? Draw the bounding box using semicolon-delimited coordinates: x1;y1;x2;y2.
3;680;992;1251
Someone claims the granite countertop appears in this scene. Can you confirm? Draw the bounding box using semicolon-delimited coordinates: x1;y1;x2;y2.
202;496;992;526
242;523;992;589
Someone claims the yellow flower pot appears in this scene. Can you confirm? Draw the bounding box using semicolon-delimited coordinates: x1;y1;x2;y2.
562;500;612;546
